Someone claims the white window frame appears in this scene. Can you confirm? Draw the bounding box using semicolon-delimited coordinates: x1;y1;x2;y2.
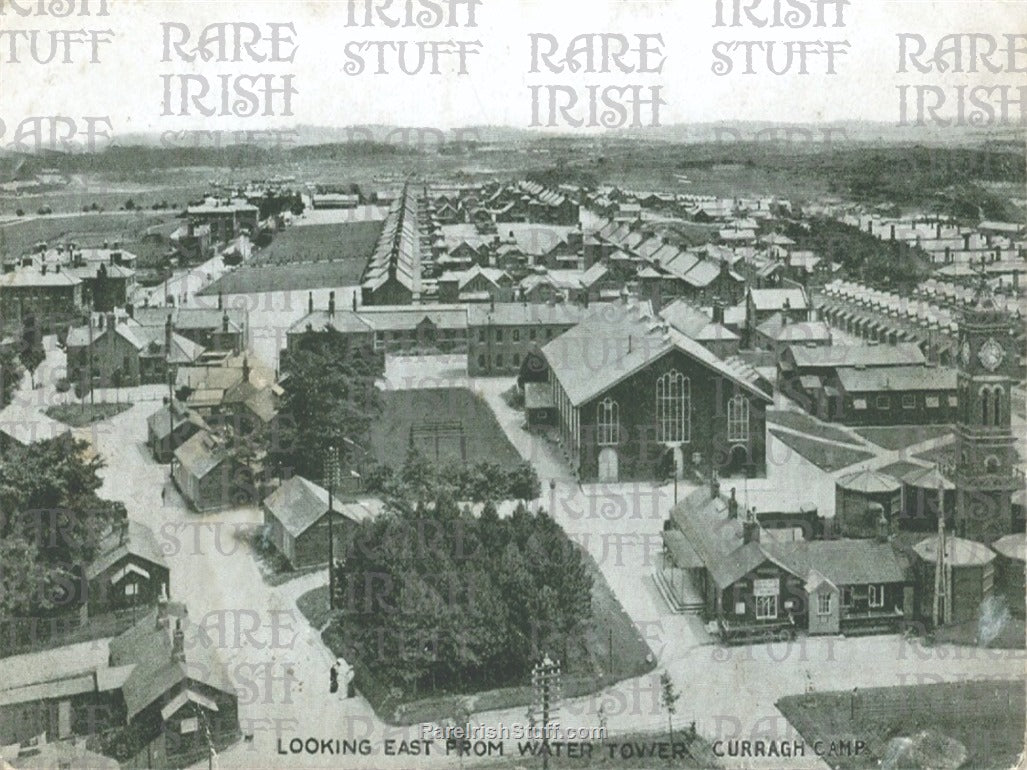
755;594;778;620
656;370;690;443
875;395;890;410
727;395;750;443
124;582;139;597
925;395;940;408
597;398;619;446
868;584;885;608
853;398;867;411
901;394;916;409
179;717;198;734
817;593;832;616
947;395;958;407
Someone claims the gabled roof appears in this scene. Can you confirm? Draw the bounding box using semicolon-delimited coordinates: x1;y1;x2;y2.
173;430;232;479
542;301;770;407
835;365;957;393
85;520;168;581
108;603;235;720
756;312;832;342
748;287;809;311
659;299;739;342
774;540;907;586
787;343;926;369
263;476;380;537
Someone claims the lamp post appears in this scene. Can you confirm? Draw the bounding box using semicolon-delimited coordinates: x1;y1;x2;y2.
325;445;339;611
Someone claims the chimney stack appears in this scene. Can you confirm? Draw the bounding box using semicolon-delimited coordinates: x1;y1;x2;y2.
710;471;720;499
328;291;336;318
222;311;230;333
308;292;313;315
172;618;186;663
742;508;760;544
728;487;738;519
156;600;169;630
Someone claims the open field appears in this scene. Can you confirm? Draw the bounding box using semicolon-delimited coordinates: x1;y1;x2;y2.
777;679;1026;770
0;211;180;257
767;409;863;446
854;425;953;451
369;388;524;470
250;219;383;267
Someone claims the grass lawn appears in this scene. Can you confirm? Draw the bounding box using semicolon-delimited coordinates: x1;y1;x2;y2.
767;410;864;445
0;211;177;256
853;425;953;451
777;679;1025;770
45;402;132;427
769;429;876;473
370;388;524;469
250;219;383;267
297;545;656;725
913;445;956;466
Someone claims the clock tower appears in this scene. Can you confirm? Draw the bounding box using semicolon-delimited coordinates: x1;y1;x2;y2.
952;266;1020;542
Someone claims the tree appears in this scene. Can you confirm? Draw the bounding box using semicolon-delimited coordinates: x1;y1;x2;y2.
506;461;541;502
0;436;125;620
271;342;382;479
660;671;680;750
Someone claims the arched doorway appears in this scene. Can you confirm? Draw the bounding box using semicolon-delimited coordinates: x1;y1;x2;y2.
598;447;619;482
725;444;750;477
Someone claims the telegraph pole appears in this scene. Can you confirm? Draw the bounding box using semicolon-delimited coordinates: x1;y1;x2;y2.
531;655;561;770
325;445;339;610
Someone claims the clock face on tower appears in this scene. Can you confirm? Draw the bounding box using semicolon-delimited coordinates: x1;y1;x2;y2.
960;339;972;367
978;337;1005;372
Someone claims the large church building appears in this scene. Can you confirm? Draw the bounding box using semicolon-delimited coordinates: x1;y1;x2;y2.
540;300;772;482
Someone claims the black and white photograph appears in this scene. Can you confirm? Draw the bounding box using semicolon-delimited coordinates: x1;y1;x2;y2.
0;1;1024;768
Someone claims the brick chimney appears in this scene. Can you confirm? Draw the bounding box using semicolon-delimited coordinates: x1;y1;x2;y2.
171;618;186;663
328;291;336;318
308;292;313;315
222;311;230;333
742;508;760;544
728;487;738;519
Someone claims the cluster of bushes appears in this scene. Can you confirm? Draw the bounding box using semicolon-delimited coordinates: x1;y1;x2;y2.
362;448;541;503
330;495;592;700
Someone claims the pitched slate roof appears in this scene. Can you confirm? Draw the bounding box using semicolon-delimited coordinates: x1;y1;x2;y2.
85;520;168;581
107;603;235;720
670;485;909;589
773;540;907;586
659;299;739;342
542;301;770;407
835;365;957;393
263;476;380;537
173;430;231;479
756;312;832;342
748;287;809;312
787;343;926;369
147;401;209;441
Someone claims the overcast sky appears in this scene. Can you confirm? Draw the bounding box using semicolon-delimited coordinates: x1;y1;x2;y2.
1;0;1023;137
